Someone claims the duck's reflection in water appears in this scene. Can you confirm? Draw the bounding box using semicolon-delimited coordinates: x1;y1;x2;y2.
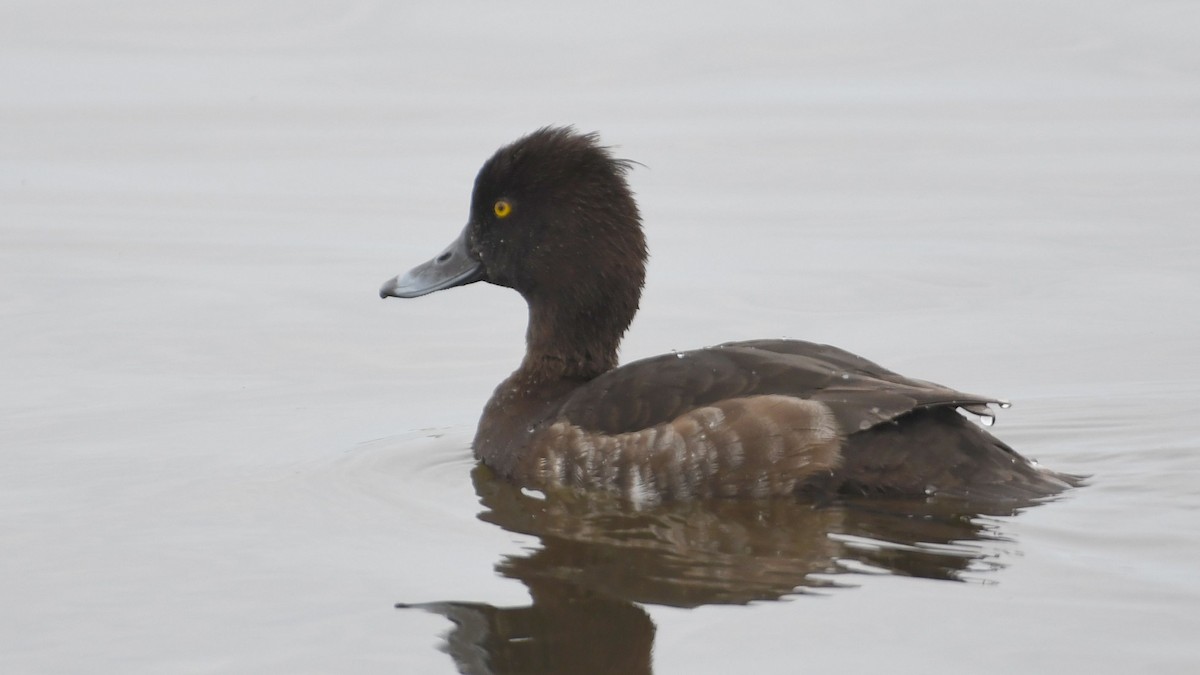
401;465;1057;674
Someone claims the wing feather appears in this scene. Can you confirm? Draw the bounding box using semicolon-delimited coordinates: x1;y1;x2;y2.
554;340;1001;437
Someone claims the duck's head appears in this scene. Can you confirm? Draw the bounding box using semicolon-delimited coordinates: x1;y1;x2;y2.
381;127;647;377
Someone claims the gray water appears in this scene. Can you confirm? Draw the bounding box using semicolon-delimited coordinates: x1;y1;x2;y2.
3;1;1199;673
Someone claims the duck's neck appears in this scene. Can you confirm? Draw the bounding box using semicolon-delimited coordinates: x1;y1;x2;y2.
474;280;641;475
516;294;630;385
475;294;632;473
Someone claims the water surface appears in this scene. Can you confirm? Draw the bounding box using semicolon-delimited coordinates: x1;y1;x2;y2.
3;1;1199;673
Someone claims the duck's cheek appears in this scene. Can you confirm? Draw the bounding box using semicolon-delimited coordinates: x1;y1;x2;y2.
477;257;513;289
473;246;524;290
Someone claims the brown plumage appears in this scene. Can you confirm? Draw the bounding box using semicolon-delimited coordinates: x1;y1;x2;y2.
381;127;1081;505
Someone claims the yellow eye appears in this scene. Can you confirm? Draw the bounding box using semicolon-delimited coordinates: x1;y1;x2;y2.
493;200;513;219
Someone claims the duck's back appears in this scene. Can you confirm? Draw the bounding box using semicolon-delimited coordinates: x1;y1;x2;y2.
556;340;995;434
514;340;1077;503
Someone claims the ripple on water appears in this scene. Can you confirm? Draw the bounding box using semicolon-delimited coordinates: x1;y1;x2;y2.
267;428;483;540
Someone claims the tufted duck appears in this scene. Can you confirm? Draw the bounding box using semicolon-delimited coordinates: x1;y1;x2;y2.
380;127;1079;504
